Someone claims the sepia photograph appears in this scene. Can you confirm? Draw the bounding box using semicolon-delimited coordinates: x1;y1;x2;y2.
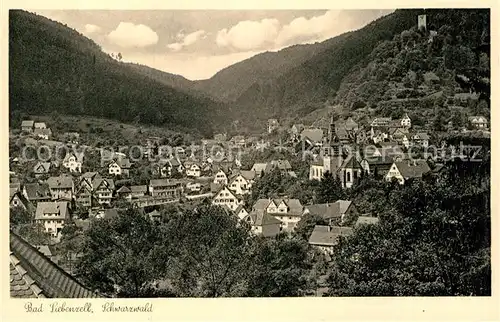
7;7;491;301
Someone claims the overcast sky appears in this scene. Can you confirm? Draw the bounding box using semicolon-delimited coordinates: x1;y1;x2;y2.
34;10;394;80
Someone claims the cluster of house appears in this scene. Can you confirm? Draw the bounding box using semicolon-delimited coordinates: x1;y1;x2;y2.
216;193;380;257
21;119;53;140
303;114;454;185
9;170;187;237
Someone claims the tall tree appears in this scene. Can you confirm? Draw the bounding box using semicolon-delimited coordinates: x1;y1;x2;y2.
76;206;166;297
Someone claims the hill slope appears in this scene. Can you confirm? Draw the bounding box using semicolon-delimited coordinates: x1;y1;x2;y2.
9;10;226;136
229;9;490;131
193;39;346;102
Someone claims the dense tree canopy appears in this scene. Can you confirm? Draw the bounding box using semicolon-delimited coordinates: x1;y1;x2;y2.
327;158;490;296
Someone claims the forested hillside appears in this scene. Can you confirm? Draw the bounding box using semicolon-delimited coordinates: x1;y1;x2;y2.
9;10;226;136
193;38;347;102
333;9;490;128
229;9;489;131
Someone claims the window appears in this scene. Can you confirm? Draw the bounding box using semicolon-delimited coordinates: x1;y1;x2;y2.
347;171;351;182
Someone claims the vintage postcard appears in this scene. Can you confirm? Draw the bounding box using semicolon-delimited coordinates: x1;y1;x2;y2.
1;0;499;321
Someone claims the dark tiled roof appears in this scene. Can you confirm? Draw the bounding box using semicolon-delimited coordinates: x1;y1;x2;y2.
10;254;45;298
304;200;352;220
24;183;51;201
395;161;431;179
92;178;115;190
47;176;73;189
308;225;353;246
341;155;362;169
35;202;69;220
10;232;99;298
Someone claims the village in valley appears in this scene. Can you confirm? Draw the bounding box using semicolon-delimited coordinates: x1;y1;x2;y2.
9;106;490;285
8;9;491;299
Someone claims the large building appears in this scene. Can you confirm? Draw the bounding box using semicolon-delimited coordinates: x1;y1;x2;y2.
34;201;70;237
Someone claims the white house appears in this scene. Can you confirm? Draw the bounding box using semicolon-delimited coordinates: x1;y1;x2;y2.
252;198;304;231
62;153;83;173
34;122;47;129
228;170;255;195
234;205;249;220
34;201;70;237
92;178;115;205
401;113;411;128
212;186;243;211
213;169;229;185
21;120;35;133
186;164;201;177
468;116;488;129
108;158;131;176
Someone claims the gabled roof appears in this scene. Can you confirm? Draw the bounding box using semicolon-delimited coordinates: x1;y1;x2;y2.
47;176;73;189
92;178;115;190
116;185;131;193
24;183;51;200
355;216;379;226
341;155;362;169
109;157;131;169
468;115;488;122
214;185;238;199
253;198;304;216
239;170;256;181
10;191;36;214
304;200;352;220
270;159;292;171
34;161;51;174
63;153;83;163
10;232;98;298
234;204;247;215
21;120;35;127
253;211;282;226
363;155;394;166
35;201;69;220
394;161;431;179
308;225;353;246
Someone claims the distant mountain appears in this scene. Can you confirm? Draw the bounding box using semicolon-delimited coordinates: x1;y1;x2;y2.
193;40;345;102
9;10;226;136
124;63;210;99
